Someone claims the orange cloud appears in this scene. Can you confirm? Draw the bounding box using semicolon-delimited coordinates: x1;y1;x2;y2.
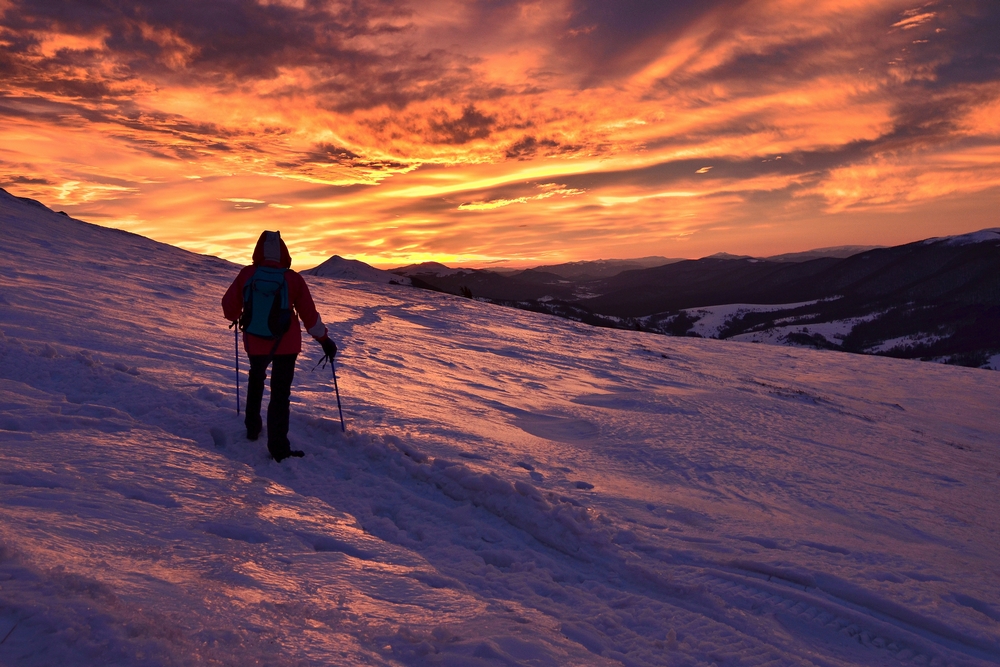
1;0;999;267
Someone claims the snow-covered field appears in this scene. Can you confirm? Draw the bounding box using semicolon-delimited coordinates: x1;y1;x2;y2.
2;190;1000;666
672;302;820;339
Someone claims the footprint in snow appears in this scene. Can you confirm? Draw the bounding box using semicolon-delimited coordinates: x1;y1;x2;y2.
209;426;228;448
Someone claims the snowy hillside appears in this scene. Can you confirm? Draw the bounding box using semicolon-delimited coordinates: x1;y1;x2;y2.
2;189;1000;666
926;229;1000;246
305;254;412;285
395;236;1000;369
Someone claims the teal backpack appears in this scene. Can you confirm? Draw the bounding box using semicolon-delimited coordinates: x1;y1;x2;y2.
239;266;293;340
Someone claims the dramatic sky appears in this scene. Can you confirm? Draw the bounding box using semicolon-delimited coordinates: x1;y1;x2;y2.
2;1;999;267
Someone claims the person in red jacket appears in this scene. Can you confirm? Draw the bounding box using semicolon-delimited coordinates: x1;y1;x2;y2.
222;231;338;461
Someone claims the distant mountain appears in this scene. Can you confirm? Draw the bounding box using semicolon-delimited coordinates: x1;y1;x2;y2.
304;255;411;285
697;246;879;263
530;257;682;281
763;245;882;262
392;261;468;277
579;257;840;316
582;234;1000;367
397;265;576;302
400;231;1000;369
391;257;692;301
704;252;753;260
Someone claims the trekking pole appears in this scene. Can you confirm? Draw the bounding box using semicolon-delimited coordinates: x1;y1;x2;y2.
331;359;345;432
230;321;240;414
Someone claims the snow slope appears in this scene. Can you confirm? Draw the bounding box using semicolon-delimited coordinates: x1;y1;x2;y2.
924;229;1000;246
2;189;1000;666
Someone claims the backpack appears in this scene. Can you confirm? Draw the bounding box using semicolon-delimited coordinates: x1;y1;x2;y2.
239;266;293;339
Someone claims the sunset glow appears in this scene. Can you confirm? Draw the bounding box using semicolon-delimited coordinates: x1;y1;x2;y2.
2;0;999;267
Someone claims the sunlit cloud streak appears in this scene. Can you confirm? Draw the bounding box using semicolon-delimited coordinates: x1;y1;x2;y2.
1;0;998;267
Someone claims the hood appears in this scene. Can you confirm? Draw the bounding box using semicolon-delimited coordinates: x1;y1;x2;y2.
251;230;292;268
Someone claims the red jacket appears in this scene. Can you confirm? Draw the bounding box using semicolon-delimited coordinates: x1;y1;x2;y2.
222;233;327;356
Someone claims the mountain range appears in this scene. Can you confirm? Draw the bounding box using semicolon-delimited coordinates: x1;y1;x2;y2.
386;235;1000;369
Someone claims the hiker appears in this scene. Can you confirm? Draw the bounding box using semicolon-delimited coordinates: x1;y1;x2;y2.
222;230;338;461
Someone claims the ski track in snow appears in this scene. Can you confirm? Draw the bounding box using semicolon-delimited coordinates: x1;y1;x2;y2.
2;195;1000;665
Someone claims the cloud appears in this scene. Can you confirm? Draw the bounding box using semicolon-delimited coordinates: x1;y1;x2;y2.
505;135;571;159
427;105;497;144
0;175;52;185
1;0;999;266
458;197;527;211
558;0;740;84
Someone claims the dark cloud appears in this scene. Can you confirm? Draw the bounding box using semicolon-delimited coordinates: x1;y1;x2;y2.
310;50;482;113
0;175;53;185
0;91;244;162
28;76;129;100
2;0;407;77
540;144;867;195
0;94;106;126
625;0;1000;170
920;3;1000;86
0;0;470;115
307;143;363;164
644;5;924;98
505;135;562;160
652;35;845;98
559;0;750;84
427;105;496;144
274;143;409;173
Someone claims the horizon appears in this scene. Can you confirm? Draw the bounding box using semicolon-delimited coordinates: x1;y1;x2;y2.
6;185;998;272
2;2;999;268
0;185;924;272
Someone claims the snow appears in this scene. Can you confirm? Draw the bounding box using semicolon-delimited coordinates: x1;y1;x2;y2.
3;188;1000;665
922;228;1000;246
683;305;887;348
679;302;819;338
868;333;948;354
306;255;412;285
731;317;867;345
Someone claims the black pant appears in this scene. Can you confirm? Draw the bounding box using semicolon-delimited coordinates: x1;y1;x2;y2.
245;354;297;456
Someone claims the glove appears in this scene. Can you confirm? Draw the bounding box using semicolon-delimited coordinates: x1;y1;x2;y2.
321;336;337;358
317;336;338;368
